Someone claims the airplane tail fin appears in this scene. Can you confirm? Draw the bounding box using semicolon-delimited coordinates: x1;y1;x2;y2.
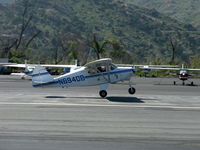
32;65;54;87
182;64;184;69
24;60;29;73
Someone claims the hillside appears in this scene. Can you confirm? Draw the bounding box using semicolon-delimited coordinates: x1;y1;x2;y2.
0;0;200;64
0;0;13;3
125;0;200;28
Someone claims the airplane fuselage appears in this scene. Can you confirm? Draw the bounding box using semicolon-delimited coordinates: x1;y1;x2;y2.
179;73;189;81
178;69;189;81
33;67;134;88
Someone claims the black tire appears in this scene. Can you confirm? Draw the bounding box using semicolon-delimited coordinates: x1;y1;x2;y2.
191;82;194;86
128;87;136;95
99;90;107;98
173;81;176;85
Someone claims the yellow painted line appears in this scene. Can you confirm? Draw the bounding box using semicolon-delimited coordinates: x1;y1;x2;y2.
0;102;200;110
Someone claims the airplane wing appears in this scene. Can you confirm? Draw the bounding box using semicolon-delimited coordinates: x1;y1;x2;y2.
148;67;200;71
0;63;17;65
145;67;180;70
41;64;77;68
10;72;26;76
3;64;77;68
116;64;178;68
3;64;28;68
116;64;134;67
187;68;200;71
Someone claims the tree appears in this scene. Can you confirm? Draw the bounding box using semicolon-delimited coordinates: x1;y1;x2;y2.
1;0;41;62
109;40;134;64
0;37;18;58
15;0;41;51
190;55;200;68
89;34;109;59
52;32;89;65
169;37;177;65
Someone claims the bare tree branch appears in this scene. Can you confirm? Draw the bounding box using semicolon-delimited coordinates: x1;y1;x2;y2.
25;30;41;48
16;1;33;50
170;37;176;64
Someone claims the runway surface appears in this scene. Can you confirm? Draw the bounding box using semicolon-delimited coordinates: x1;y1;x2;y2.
0;75;200;150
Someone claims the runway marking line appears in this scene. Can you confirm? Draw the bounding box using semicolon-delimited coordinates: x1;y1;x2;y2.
0;102;200;110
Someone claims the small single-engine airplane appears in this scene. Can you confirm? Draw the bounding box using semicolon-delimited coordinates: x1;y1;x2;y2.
117;64;178;76
147;64;200;85
1;61;77;79
31;58;136;98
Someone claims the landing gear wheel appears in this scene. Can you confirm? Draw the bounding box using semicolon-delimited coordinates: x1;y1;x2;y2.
99;90;107;98
128;87;136;95
173;81;176;85
191;81;194;86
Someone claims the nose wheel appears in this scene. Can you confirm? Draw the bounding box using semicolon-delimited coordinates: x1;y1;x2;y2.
99;90;107;98
128;87;136;95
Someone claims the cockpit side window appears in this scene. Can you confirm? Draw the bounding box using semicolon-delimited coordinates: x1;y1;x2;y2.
88;63;115;74
97;66;106;72
88;68;97;74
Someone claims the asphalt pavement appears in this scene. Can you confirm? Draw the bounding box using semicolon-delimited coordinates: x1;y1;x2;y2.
0;75;200;150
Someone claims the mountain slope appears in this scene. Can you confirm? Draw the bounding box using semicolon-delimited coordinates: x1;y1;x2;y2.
125;0;200;28
0;0;200;63
0;0;13;3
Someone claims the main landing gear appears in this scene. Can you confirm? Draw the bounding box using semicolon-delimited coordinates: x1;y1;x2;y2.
98;81;136;98
174;80;194;86
128;80;136;95
99;84;109;98
99;87;136;98
99;90;107;98
173;80;185;85
128;87;136;95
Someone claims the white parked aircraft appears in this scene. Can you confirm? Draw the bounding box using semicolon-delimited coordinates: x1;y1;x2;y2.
2;61;77;79
32;58;136;98
117;64;178;75
146;64;200;85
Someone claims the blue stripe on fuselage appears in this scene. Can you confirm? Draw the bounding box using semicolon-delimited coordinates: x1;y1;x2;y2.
33;80;58;87
31;72;49;77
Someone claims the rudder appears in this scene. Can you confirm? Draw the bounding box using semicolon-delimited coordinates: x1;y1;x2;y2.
32;65;54;87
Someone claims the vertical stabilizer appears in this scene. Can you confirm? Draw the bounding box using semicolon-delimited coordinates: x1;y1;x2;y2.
32;66;54;87
182;64;184;69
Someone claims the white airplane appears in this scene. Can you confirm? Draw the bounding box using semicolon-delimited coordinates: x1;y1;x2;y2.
31;58;136;98
116;64;178;75
147;64;200;85
2;61;77;79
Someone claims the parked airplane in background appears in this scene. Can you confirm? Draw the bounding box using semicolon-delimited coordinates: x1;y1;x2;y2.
1;60;77;79
117;64;178;75
31;58;136;98
147;64;200;85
